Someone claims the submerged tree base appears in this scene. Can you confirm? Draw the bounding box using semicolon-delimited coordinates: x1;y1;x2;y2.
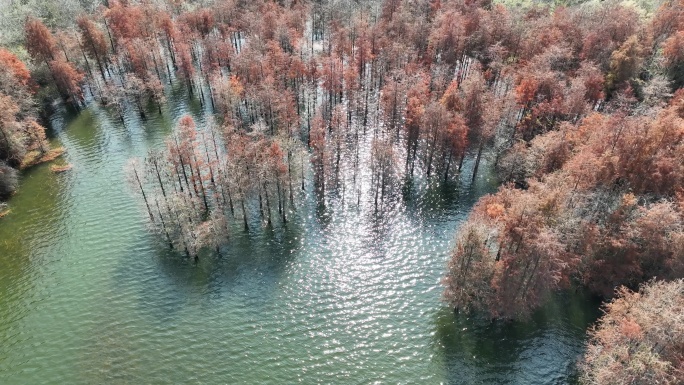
20;147;66;170
50;163;73;173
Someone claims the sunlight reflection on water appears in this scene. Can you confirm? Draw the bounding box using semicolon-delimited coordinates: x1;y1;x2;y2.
0;93;600;384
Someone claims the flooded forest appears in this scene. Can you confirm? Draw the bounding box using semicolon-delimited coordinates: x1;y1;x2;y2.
0;0;683;383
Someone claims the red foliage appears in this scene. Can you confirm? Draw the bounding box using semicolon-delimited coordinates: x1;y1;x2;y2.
49;60;84;103
105;0;146;43
25;17;57;63
0;49;31;86
515;77;538;107
182;9;215;37
77;16;109;64
580;280;684;385
580;3;639;69
651;0;684;39
663;31;684;68
175;42;195;80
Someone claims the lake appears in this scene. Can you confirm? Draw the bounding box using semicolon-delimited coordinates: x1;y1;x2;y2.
0;90;600;384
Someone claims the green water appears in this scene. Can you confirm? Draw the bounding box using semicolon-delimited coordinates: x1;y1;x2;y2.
0;95;600;384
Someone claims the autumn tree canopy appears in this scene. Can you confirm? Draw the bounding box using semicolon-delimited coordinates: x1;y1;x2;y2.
580;279;684;385
2;0;682;334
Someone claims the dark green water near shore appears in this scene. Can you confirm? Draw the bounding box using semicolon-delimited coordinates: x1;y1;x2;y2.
0;93;600;384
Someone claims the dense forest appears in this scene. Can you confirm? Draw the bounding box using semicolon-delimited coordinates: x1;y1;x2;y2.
0;0;682;382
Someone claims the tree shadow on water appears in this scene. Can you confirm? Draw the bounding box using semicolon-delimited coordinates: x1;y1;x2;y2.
113;217;306;324
432;291;601;385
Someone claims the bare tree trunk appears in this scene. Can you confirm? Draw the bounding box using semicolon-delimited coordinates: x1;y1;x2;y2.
472;141;484;183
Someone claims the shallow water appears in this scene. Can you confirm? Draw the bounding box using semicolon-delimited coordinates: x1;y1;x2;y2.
0;93;599;384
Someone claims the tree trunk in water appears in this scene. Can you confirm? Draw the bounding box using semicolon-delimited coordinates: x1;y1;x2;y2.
133;167;155;223
472;141;484;184
240;196;249;231
154;199;173;249
263;183;272;226
444;150;452;183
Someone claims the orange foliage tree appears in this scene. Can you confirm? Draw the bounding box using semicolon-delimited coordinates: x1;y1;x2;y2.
580;280;684;385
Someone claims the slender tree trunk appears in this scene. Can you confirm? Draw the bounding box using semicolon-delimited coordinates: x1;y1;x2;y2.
472;141;484;183
133;167;155;222
444;150;453;183
240;193;249;230
154;199;174;249
263;182;272;226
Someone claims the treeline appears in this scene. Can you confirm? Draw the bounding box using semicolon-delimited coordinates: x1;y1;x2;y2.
5;0;658;181
0;48;49;200
5;0;684;285
8;0;569;201
444;0;684;319
3;0;681;378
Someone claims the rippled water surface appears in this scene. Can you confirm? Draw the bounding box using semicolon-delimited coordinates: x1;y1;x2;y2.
0;95;600;384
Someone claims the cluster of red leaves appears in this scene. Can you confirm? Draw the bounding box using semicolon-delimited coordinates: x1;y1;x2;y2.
580;280;684;385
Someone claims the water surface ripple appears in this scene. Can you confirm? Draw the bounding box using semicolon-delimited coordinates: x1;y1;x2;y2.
0;97;599;384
